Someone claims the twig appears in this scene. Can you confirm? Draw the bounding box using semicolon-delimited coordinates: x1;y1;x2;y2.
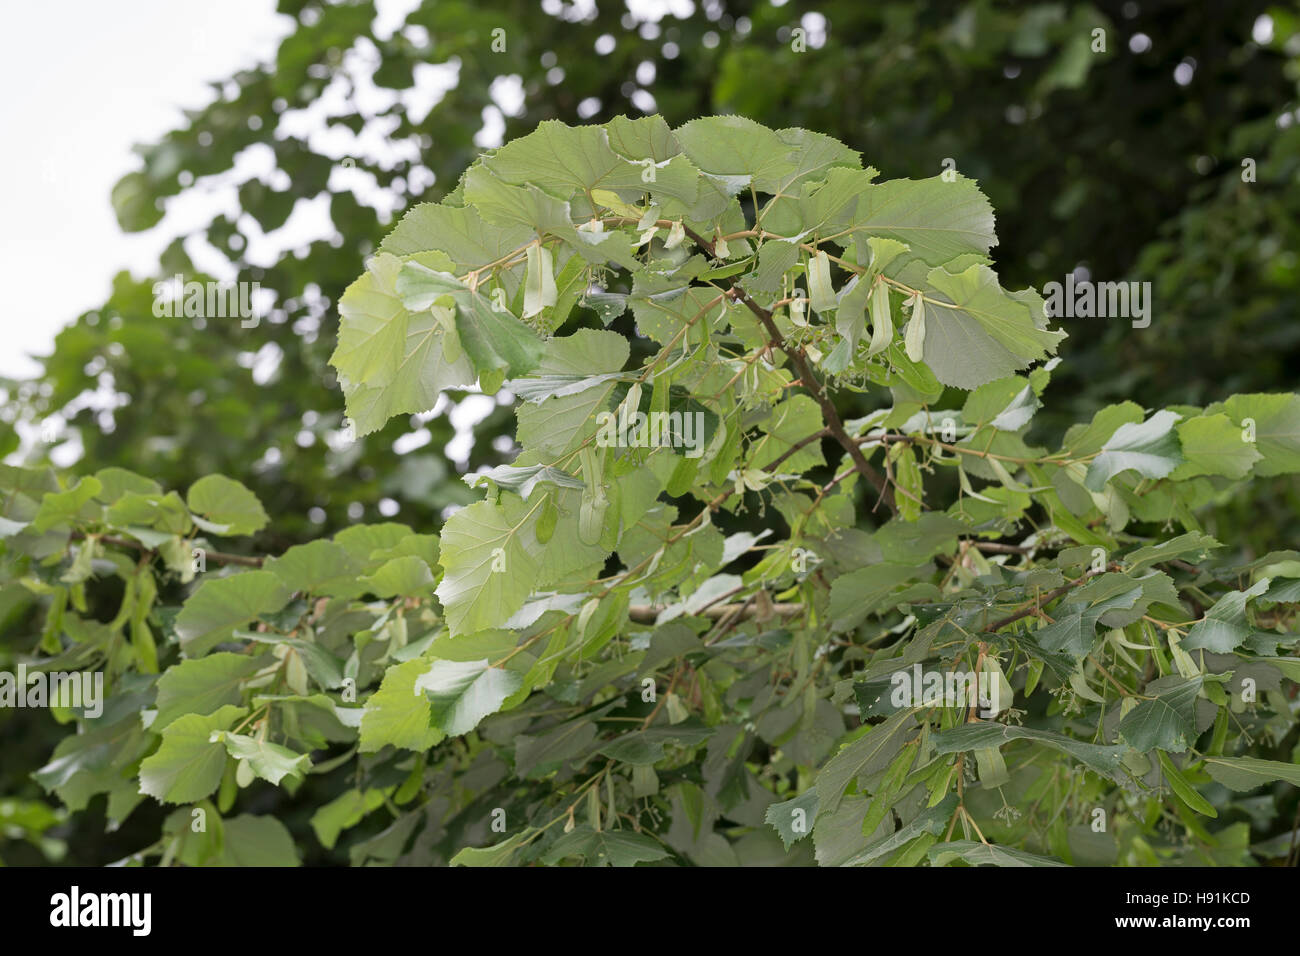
983;567;1110;633
971;541;1032;555
723;283;895;511
628;602;803;624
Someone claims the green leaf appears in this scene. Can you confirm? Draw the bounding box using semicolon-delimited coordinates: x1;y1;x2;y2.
630;284;727;346
34;711;152;812
514;331;628;458
451;287;545;389
1117;676;1203;752
838;176;995;266
815;710;917;813
436;498;544;634
765;126;862;207
462;163;577;236
106;491;191;534
361;555;436;598
311;789;386;850
842;794;958;866
359;658;443;754
466;464;585;498
1219;393;1300;476
32;476;103;532
749;395;826;474
217;815;300;866
1156;751;1217;817
512;329;628;389
392;260;466;309
764;787;820;850
330;252;475;437
236;633;346;691
932;722;1128;776
673;115;795;192
333;522;418;569
378;201;532;267
580;289;629;324
1125;532;1220;571
139;705;245;804
541;825;669;867
546;251;588;331
1182;579;1270;652
1085;410;1185;491
93;467;162;503
929;841;1068;867
348;810;421;866
174;571;291;655
1170;413;1262;480
210;730;311;785
749;242;800;294
264;539;362;596
483;120;698;209
870;513;963;564
598;724;713;765
0;515;29;537
253;693;358;747
1030;585;1144;661
373;532;440;569
514;718;601;779
989;384;1041;432
415;659;524;736
153;652;268;731
451;828;540;867
185;475;269;535
1202;756;1300;791
112;170;163;231
828;563;928;631
914;264;1063;390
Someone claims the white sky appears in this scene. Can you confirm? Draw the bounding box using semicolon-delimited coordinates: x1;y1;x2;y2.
0;0;715;386
0;0;526;470
0;0;292;379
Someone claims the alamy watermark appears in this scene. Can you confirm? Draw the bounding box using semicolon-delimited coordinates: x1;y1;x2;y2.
50;886;151;936
890;664;1001;718
152;274;261;328
594;409;706;458
1043;273;1151;329
0;665;104;718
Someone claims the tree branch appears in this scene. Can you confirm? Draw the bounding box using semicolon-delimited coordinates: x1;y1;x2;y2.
970;541;1032;555
983;566;1111;633
628;602;803;624
723;283;895;511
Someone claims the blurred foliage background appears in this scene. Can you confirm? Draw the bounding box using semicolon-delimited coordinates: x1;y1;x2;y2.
3;0;1298;864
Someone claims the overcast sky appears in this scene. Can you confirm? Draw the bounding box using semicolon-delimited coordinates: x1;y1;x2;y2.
0;0;291;379
0;0;747;383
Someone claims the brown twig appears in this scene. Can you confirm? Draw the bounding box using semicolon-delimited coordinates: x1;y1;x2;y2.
971;541;1032;555
983;566;1111;633
723;283;895;512
628;601;803;624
